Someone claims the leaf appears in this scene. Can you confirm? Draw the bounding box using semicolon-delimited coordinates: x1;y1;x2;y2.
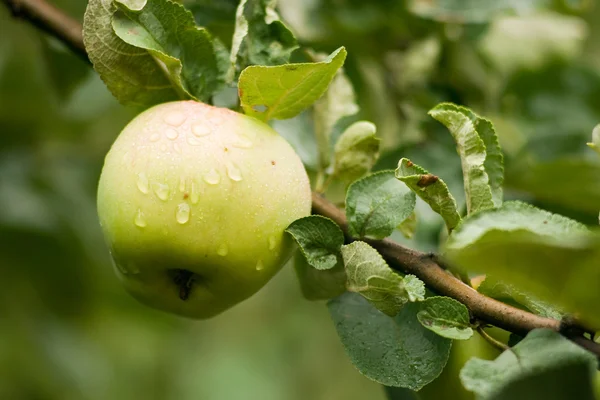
397;211;417;239
228;0;298;81
460;329;597;400
285;215;344;270
417;297;473;340
445;201;600;329
403;275;426;302
429;103;501;214
408;0;547;23
328;292;452;390
293;252;346;301
238;47;347;121
478;277;563;320
396;158;461;232
112;0;225;102
588;124;600;155
313;65;359;170
506;157;600;214
83;0;177;106
342;241;423;316
346;171;416;240
476;118;504;207
332;121;381;183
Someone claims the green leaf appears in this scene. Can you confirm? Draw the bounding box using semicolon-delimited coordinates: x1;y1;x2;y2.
429;103;501;214
313;65;359;171
293;252;346;301
285;215;344;270
332;121;380;183
445;201;600;329
112;0;225;103
476;118;504;207
403;275;426;302
506;157;600;214
478;277;563;320
346;171;416;240
238;47;347;121
417;297;473;340
588;124;600;155
396;158;461;232
397;211;417;239
328;292;452;390
408;0;547;23
342;241;423;316
460;329;597;400
228;0;298;81
83;0;177;106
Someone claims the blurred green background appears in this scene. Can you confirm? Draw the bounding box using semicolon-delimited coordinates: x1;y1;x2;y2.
2;0;600;399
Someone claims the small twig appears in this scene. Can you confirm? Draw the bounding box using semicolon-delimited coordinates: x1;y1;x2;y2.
477;325;509;352
4;0;600;360
2;0;89;63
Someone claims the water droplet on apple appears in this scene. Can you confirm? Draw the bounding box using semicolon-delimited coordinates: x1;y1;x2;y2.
191;181;200;204
166;128;179;140
176;203;190;224
268;236;277;250
149;133;161;142
153;182;170;201
232;134;253;149
186;134;203;146
217;243;228;256
137;172;149;194
164;111;186;127
256;259;264;271
203;169;221;185
192;122;211;137
134;209;147;227
226;162;242;182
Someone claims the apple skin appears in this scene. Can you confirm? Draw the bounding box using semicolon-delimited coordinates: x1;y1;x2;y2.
97;100;311;319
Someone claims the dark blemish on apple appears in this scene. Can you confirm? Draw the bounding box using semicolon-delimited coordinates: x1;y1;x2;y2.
224;147;229;152
172;269;195;301
183;193;189;200
271;160;276;166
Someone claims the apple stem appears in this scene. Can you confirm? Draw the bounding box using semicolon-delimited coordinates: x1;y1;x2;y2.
172;269;194;300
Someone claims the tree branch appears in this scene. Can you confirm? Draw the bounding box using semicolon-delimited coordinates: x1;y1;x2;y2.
2;0;89;63
4;0;600;358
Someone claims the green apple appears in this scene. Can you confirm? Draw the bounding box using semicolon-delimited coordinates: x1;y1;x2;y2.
97;100;311;319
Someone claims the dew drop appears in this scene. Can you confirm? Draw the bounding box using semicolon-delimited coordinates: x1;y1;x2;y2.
226;162;243;182
203;169;221;185
153;182;170;201
164;111;186;127
192;122;212;137
191;181;200;204
134;209;147;228
179;176;186;192
217;244;228;256
176;203;191;224
137;172;149;194
149;133;161;142
186;135;203;146
232;134;253;149
256;259;264;271
166;128;179;140
268;236;277;250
